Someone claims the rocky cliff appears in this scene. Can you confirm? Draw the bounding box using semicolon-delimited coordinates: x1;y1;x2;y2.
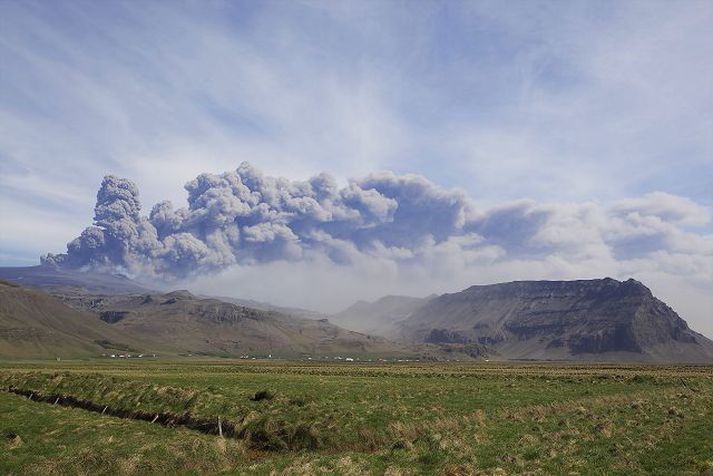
396;278;713;362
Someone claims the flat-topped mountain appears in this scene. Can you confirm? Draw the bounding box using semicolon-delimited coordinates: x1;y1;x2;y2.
395;278;713;362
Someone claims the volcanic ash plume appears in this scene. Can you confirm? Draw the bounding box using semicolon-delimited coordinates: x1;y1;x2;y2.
42;162;475;278
43;162;711;284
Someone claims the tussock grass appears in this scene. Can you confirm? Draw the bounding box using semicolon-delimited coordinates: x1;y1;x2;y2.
0;360;712;474
250;389;275;401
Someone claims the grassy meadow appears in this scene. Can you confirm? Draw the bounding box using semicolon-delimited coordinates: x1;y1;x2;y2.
1;360;712;475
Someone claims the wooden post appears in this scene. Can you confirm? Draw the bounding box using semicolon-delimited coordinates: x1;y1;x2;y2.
218;416;223;438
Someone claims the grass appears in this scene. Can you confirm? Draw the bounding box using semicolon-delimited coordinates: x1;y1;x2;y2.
1;360;712;474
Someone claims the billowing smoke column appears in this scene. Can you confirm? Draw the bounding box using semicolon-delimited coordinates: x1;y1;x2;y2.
43;162;475;278
44;162;711;282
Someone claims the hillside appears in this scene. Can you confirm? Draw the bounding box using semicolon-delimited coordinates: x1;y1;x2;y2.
58;290;399;356
331;295;433;336
396;278;713;362
0;267;404;358
0;280;151;359
209;295;327;321
5;268;709;362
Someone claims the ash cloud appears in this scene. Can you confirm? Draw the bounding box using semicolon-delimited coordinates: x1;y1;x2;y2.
43;162;713;297
42;162;475;277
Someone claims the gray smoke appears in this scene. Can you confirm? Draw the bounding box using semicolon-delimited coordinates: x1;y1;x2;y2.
42;162;712;286
42;162;476;277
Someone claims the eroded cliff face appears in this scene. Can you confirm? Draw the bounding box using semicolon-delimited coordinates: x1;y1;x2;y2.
398;278;713;361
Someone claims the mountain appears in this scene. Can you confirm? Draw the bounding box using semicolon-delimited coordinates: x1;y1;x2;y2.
395;278;713;362
331;295;434;336
0;265;153;294
7;266;706;362
0;280;151;359
58;289;399;357
0;267;402;358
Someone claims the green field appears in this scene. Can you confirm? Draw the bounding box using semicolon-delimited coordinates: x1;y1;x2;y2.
1;360;712;475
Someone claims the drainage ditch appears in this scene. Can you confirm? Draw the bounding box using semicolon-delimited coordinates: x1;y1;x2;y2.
3;386;237;438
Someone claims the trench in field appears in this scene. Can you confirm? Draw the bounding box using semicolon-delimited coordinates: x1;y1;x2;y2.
2;386;238;438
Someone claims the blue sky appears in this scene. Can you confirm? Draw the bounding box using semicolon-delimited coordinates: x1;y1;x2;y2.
1;1;712;333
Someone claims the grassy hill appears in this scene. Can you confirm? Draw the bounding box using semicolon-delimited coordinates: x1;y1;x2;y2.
0;280;151;359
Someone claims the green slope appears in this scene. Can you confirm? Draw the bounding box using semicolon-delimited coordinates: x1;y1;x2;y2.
0;281;150;359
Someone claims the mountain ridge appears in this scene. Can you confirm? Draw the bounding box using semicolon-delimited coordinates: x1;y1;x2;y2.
48;288;401;357
0;265;154;294
2;267;711;362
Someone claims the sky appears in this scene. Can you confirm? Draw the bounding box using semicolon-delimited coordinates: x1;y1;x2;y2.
1;1;712;335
